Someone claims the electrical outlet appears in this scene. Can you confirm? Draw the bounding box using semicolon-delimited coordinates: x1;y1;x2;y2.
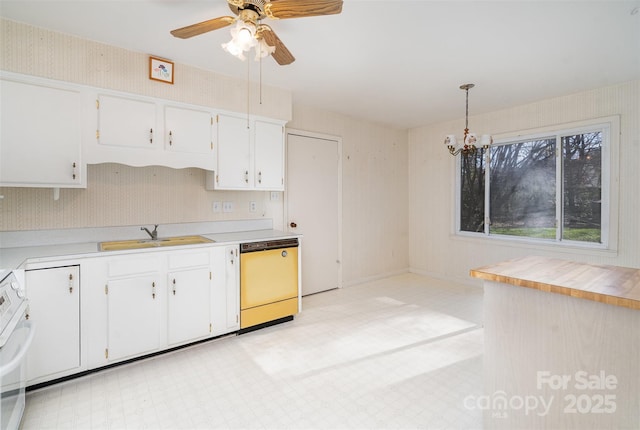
223;201;233;213
249;201;257;212
213;201;221;213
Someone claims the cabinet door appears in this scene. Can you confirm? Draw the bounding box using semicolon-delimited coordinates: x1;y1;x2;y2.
254;120;285;190
0;79;82;187
25;266;80;382
211;246;239;335
107;275;161;361
167;268;211;345
97;94;157;148
165;106;213;154
215;113;251;189
225;246;240;330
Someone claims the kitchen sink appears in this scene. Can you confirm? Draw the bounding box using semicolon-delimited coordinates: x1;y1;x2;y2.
99;235;214;251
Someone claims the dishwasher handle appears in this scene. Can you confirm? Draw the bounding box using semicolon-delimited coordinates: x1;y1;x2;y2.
240;238;299;253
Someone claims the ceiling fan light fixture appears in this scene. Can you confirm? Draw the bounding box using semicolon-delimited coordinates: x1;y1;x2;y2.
222;19;264;61
255;37;275;60
235;22;257;50
221;38;246;60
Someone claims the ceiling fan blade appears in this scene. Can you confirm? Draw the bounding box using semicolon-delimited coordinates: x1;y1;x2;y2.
170;16;236;39
259;25;295;65
266;0;343;20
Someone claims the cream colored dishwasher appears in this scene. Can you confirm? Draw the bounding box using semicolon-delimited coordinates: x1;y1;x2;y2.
239;238;299;332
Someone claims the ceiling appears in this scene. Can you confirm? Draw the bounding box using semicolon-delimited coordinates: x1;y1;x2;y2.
1;0;639;129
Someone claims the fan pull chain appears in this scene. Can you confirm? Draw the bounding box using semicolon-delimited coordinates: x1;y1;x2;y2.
246;54;250;128
259;41;263;105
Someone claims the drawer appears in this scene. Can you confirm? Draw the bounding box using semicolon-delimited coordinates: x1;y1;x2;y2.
168;250;210;269
108;256;161;277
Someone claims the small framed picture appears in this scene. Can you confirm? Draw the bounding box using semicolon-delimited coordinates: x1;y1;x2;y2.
149;56;174;84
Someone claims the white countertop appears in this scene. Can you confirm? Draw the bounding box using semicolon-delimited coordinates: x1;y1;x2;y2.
0;220;300;272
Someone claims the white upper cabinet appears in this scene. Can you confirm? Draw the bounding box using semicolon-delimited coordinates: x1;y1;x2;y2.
215;113;252;189
0;76;84;188
254;119;285;190
89;90;216;170
97;94;157;149
164;105;214;154
0;72;287;180
209;114;285;191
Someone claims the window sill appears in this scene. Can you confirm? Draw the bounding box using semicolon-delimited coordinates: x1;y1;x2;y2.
452;231;619;258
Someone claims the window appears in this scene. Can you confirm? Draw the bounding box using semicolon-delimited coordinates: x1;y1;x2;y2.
457;119;614;248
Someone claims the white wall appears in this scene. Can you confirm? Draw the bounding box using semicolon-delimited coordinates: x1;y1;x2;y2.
408;80;640;284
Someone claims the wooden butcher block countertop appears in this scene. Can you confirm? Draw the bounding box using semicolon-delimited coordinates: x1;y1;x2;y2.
470;255;640;310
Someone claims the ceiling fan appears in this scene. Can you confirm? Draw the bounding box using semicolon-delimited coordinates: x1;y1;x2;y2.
170;0;344;65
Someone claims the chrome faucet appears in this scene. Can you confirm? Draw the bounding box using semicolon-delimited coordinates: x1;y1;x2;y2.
141;224;159;240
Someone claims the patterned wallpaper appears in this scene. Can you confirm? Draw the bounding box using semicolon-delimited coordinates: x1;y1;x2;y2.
0;19;289;232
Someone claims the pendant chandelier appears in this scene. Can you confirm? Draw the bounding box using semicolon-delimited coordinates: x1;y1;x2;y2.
444;84;492;156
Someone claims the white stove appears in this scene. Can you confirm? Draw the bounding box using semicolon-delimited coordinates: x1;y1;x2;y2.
0;270;34;430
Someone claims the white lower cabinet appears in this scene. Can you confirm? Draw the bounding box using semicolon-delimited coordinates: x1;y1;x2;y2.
107;274;162;362
211;246;240;335
167;249;212;346
25;265;80;384
23;244;241;387
98;246;238;366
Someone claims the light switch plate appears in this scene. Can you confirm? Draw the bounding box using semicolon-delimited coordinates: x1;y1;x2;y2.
213;201;221;213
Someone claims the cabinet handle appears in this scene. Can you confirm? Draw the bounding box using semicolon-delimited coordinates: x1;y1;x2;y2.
72;162;77;180
258;171;262;184
169;131;173;146
172;278;176;295
244;170;249;183
149;128;153;144
69;273;74;294
152;281;156;299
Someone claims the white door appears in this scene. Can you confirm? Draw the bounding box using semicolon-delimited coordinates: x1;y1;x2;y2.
286;131;341;295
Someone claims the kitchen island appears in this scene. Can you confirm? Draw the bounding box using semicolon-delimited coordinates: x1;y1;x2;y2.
470;256;639;430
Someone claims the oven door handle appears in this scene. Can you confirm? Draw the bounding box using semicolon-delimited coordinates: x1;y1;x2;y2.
0;321;35;378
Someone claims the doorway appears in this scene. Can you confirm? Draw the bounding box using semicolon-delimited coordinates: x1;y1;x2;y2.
285;130;342;296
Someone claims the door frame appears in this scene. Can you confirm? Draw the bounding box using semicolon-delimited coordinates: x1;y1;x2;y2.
284;128;343;291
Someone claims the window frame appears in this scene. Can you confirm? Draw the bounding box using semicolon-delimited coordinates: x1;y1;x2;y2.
455;116;619;252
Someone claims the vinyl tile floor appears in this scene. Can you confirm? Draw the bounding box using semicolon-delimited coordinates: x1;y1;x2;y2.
22;273;484;430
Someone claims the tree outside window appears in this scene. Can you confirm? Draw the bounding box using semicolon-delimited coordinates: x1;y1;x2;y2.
458;127;604;245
